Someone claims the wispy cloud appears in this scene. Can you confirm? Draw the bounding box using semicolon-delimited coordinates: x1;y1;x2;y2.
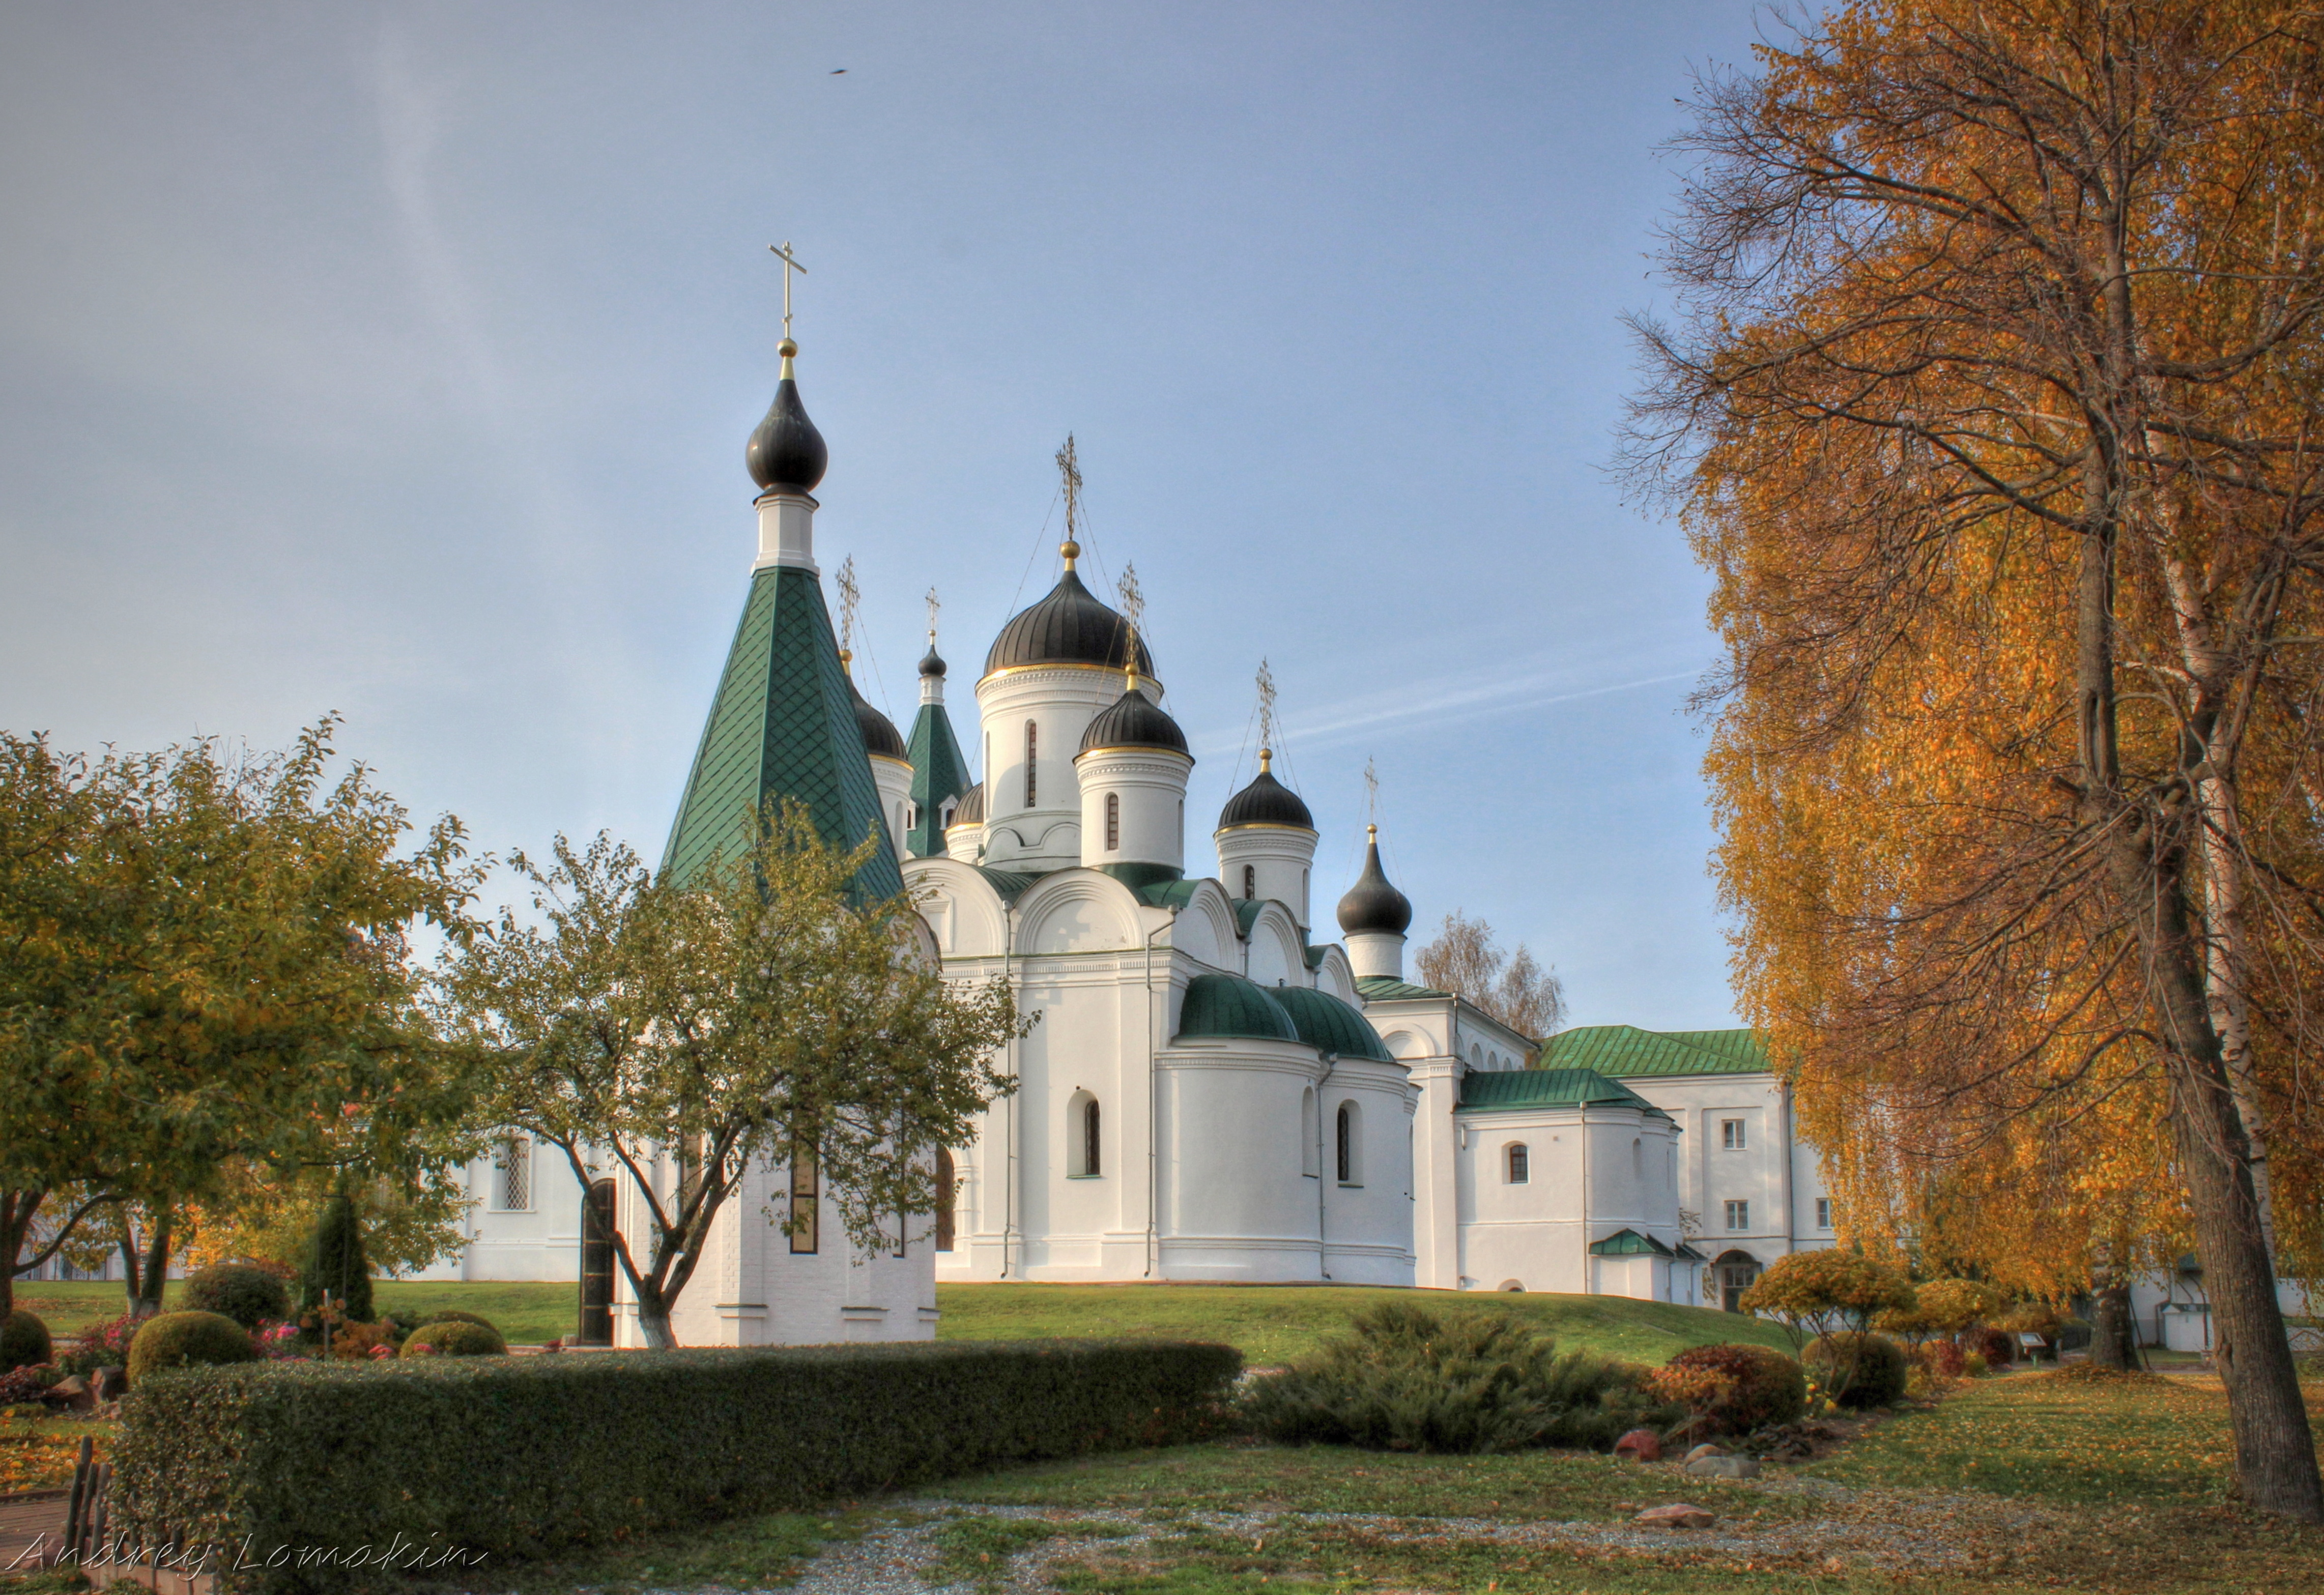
1187;652;1710;758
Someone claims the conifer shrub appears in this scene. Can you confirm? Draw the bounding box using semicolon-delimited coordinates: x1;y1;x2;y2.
1;1310;52;1372
297;1191;372;1324
1803;1331;1908;1407
1665;1342;1807;1432
127;1312;260;1381
1240;1300;1664;1454
184;1265;293;1330
110;1339;1241;1594
400;1320;505;1357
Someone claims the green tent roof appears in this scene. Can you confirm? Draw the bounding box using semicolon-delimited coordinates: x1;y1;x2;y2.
1176;973;1300;1044
1457;1067;1669;1118
664;564;904;902
1269;985;1392;1062
1536;1025;1769;1079
904;697;972;859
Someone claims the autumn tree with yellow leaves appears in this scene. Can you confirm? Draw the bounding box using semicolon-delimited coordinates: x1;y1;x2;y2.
1627;0;2324;1517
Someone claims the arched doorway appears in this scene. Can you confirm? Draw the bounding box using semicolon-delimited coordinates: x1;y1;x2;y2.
1713;1249;1761;1313
577;1178;617;1346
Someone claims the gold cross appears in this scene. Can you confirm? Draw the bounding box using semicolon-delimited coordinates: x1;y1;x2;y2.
768;241;808;341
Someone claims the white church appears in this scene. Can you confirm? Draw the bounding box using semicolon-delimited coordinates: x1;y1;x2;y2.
417;331;1842;1345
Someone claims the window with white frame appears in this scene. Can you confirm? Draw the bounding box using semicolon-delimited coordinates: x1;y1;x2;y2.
1724;1199;1751;1231
1506;1142;1530;1183
493;1135;531;1211
1721;1118;1746;1150
1816;1197;1835;1229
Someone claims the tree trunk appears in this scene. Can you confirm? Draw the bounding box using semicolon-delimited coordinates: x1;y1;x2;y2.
2092;1282;2139;1371
0;1190;35;1320
132;1212;171;1318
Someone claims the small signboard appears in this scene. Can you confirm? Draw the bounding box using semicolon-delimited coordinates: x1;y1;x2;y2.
2017;1332;2045;1348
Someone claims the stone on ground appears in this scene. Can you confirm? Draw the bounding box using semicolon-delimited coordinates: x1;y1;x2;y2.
1613;1428;1663;1461
1633;1502;1717;1528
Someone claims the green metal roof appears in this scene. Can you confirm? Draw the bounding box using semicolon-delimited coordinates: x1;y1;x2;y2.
1304;945;1329;970
1233;897;1267;937
974;867;1038;904
1268;985;1392;1062
663;564;904;902
1355;975;1452;1002
1589;1228;1676;1259
1139;879;1202;911
1536;1025;1769;1079
904;698;971;858
1101;861;1184;892
1457;1067;1669;1117
1176;973;1300;1044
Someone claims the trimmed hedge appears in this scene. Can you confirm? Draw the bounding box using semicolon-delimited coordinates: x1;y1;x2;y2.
1;1310;51;1372
416;1309;498;1331
111;1338;1241;1594
399;1320;504;1357
128;1312;259;1381
184;1265;293;1330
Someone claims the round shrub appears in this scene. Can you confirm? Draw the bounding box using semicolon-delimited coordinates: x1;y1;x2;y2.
418;1309;499;1332
127;1311;259;1380
400;1319;506;1357
1;1311;52;1372
1964;1325;2016;1367
1804;1332;1909;1407
183;1264;292;1329
1666;1342;1807;1432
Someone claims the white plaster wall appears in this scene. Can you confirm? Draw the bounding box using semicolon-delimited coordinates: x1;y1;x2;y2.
1074;746;1192;872
1156;1036;1328;1280
870;752;913;864
1215;825;1318;928
1317;1058;1418;1286
975;666;1155;873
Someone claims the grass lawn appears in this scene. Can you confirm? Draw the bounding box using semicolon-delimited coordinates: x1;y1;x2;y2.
932;1282;1794;1366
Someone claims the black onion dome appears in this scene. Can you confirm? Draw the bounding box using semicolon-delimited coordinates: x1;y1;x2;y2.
1219;767;1313;831
745;361;828;493
1079;685;1189;756
847;673;906;760
1336;832;1413;936
985;569;1157;678
951;781;985;825
919;645;947;679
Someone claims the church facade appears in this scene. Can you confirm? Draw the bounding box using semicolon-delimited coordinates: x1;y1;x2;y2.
416;336;1842;1338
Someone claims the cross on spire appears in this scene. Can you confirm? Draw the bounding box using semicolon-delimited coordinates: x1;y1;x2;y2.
1364;757;1381;830
768;241;808;345
925;587;941;646
1056;434;1083;567
1116;562;1143;687
1254;659;1278;760
836;555;861;668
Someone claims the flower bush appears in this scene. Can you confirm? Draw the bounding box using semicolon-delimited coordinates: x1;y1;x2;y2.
57;1314;139;1378
1664;1343;1809;1433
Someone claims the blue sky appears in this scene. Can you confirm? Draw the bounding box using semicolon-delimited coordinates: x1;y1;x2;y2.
0;2;1765;1029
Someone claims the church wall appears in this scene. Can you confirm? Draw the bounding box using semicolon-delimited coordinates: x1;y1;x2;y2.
975;665;1144;874
1157;1036;1329;1280
1622;1075;1805;1267
1455;1107;1591;1294
1317;1057;1419;1286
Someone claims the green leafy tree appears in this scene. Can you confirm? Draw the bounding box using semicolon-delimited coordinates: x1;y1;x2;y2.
0;722;481;1318
441;803;1026;1350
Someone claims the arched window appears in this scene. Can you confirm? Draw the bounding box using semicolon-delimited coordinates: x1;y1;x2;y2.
1470;1043;1483;1067
1023;721;1039;805
1336;1101;1362;1184
1242;864;1256;899
1301;1087;1318;1177
493;1135;531;1210
1506;1142;1530;1184
789;1141;819;1254
935;1148;957;1253
1105;792;1120;851
1068;1091;1101;1178
1631;1138;1644;1178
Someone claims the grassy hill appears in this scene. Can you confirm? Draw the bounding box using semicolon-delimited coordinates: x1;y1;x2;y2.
15;1279;1789;1365
932;1282;1792;1367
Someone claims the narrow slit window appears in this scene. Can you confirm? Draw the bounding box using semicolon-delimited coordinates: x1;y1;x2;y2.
1105;792;1120;851
790;1142;819;1254
1024;721;1038;805
1083;1096;1101;1177
1336;1103;1361;1184
1242;864;1256;899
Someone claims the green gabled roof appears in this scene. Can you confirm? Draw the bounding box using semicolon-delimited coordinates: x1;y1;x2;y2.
1458;1067;1668;1117
1536;1025;1769;1079
1589;1228;1675;1259
1304;945;1329;970
664;564;904;902
1269;984;1392;1062
1176;972;1300;1044
904;698;972;858
1355;974;1452;1002
1233;897;1266;937
1140;879;1203;911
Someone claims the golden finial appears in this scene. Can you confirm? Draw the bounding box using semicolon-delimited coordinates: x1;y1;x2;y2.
1367;822;1379;840
839;647;853;676
1259;747;1273;773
